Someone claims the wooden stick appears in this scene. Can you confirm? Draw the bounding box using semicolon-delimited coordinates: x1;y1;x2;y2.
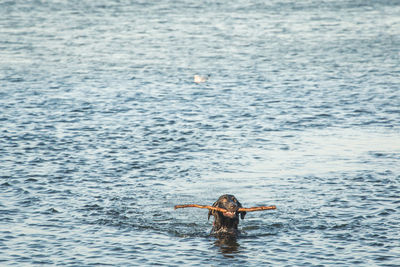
174;204;276;212
174;204;227;213
238;205;276;212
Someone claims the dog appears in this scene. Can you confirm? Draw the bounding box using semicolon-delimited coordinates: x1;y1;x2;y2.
208;194;246;236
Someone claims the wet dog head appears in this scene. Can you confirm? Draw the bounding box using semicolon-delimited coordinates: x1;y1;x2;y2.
208;194;246;234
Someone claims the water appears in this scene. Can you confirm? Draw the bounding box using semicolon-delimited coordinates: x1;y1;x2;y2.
1;0;399;266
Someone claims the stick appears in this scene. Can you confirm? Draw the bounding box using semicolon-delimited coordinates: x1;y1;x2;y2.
174;204;227;213
238;206;276;212
174;204;276;212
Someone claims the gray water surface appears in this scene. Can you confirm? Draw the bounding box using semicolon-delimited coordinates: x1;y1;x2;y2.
1;0;399;266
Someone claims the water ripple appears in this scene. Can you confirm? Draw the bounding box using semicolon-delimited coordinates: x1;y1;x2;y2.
1;0;399;266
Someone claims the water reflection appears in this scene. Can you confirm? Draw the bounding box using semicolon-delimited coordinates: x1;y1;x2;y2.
214;235;240;258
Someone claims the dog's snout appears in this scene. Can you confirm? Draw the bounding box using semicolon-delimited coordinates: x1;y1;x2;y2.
228;202;237;210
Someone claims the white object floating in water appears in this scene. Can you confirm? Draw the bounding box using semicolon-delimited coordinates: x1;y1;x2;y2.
194;75;208;83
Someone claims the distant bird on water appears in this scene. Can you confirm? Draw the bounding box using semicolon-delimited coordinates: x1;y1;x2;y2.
194;75;209;83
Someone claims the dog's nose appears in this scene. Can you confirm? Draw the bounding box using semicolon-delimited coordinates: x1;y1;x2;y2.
228;202;237;210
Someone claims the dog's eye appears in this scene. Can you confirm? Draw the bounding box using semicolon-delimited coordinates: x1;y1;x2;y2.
233;198;237;202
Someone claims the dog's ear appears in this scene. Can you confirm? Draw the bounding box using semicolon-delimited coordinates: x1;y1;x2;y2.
237;200;246;220
208;200;219;220
208;210;213;221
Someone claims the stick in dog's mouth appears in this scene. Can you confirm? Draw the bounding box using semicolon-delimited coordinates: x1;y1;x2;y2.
174;204;277;212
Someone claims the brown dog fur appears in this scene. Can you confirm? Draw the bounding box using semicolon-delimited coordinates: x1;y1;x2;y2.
208;194;246;235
